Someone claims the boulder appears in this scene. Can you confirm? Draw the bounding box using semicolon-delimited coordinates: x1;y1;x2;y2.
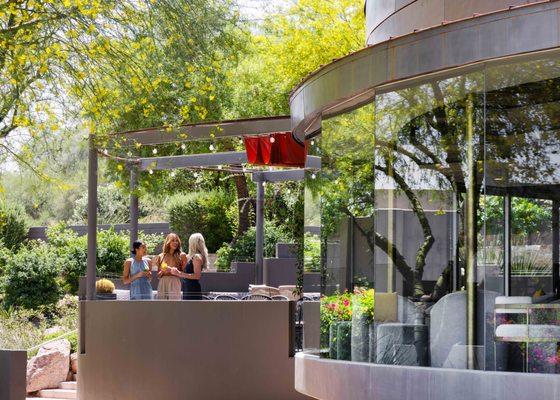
26;339;71;393
70;352;78;374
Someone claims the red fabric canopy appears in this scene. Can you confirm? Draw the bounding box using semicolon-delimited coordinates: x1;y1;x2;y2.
243;132;306;167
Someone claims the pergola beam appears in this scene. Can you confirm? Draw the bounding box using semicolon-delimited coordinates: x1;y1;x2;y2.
252;169;305;183
139;151;247;171
113;116;291;146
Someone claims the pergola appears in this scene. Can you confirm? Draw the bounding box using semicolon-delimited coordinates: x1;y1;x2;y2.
85;116;320;300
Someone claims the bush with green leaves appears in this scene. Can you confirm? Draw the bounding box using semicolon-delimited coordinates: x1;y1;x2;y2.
47;223;162;293
167;190;235;252
215;222;290;271
0;202;29;251
2;242;62;310
304;232;321;272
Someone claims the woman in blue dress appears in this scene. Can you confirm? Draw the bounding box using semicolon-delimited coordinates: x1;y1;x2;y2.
123;240;153;300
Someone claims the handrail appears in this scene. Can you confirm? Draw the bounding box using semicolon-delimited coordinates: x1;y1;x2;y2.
27;329;78;353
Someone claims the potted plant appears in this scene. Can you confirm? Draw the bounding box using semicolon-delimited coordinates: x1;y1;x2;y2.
95;278;116;300
321;291;352;359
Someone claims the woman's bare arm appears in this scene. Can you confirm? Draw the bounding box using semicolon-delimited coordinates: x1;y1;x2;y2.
171;254;202;280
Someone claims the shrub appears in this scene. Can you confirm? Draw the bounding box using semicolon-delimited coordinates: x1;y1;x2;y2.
320;292;353;348
95;278;115;294
214;222;289;271
2;243;62;310
304;232;321;272
167;190;235;252
0;202;29;251
47;223;160;293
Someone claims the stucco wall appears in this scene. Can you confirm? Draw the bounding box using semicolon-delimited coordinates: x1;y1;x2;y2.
365;0;545;45
78;300;310;400
0;350;26;400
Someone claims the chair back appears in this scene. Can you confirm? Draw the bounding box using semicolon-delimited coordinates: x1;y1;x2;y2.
214;294;239;301
241;294;272;301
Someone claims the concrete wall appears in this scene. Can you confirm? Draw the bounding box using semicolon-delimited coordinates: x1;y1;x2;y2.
78;301;310;400
302;302;320;350
295;352;560;400
28;222;170;242
0;350;26;400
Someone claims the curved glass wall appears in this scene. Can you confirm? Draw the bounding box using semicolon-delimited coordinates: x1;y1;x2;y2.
307;52;560;374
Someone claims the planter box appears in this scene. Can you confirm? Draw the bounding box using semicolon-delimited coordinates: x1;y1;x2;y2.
351;313;370;362
336;321;352;361
95;293;117;300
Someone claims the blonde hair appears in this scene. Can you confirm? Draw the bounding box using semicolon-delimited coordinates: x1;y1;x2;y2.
162;233;182;267
188;233;208;270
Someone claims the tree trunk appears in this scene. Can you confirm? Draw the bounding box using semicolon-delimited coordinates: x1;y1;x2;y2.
234;172;252;238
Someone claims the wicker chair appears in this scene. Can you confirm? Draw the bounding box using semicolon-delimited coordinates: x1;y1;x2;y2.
241;294;272;301
214;294;239;301
271;295;289;301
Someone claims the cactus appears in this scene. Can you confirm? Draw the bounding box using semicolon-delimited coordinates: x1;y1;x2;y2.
95;278;115;294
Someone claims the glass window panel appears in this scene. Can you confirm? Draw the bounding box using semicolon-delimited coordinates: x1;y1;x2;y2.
485;53;560;375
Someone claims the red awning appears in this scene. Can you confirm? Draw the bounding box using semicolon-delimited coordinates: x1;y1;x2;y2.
243;132;306;167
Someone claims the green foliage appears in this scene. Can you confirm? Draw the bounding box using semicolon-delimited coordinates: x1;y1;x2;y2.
47;223;162;293
167;190;235;253
215;222;290;271
71;184;131;225
0;202;29;251
71;183;167;225
304;232;321;272
320;292;353;348
354;289;375;323
226;0;364;118
481;196;552;236
2;243;62;310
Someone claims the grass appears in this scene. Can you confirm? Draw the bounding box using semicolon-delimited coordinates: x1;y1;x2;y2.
0;295;78;355
484;237;552;277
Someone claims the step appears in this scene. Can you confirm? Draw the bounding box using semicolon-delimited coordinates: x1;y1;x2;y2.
60;381;77;390
35;388;77;399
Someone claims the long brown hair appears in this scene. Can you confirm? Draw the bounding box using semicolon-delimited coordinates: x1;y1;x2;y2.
161;233;182;267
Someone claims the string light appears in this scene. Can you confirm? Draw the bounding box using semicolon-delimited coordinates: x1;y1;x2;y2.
181;144;186;150
311;173;316;179
270;136;275;143
209;144;215;151
149;169;154;175
218;165;223;170
152;148;158;155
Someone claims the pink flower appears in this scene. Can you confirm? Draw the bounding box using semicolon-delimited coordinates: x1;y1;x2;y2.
343;299;350;307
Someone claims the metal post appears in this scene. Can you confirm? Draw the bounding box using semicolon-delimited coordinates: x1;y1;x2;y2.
553;200;559;298
504;194;512;296
129;166;139;250
255;174;265;285
452;193;460;291
465;95;478;369
86;135;98;301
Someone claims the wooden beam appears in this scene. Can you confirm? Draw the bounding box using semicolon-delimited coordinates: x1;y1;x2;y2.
112;116;291;146
139;151;247;171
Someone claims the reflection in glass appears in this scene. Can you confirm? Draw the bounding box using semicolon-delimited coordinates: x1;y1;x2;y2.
310;53;560;375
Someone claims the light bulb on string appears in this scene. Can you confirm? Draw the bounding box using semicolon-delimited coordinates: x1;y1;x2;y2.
181;144;186;150
270;136;275;143
149;169;154;175
209;144;215;151
218;165;223;170
152;148;158;155
311;173;316;180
